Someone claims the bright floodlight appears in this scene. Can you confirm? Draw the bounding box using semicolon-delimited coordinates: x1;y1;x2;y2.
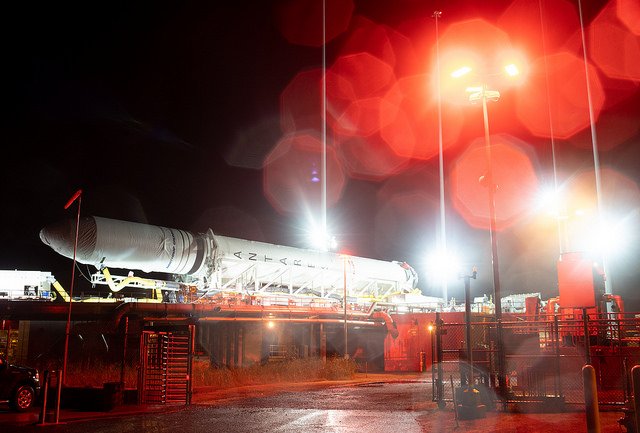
329;236;338;250
536;186;562;217
585;217;630;258
451;66;472;78
308;228;337;251
504;63;519;76
426;250;460;283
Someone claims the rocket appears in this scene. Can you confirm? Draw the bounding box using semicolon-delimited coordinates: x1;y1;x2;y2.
40;216;418;297
40;216;212;278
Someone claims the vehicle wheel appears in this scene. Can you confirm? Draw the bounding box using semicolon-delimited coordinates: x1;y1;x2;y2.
12;385;35;411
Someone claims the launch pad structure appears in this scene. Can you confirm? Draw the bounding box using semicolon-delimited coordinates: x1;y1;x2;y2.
1;216;639;410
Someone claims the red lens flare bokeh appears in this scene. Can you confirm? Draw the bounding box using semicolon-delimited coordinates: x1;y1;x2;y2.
280;69;323;135
617;0;640;36
374;166;440;255
339;16;397;70
450;134;539;231
336;133;411;182
436;18;513;76
565;167;640;215
340;16;421;78
263;133;346;214
589;0;640;83
275;0;354;47
380;74;464;160
515;51;605;140
329;52;395;99
326;52;396;136
497;0;579;59
333;96;394;137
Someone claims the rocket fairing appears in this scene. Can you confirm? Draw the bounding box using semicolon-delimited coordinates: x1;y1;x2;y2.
40;217;212;278
40;216;418;296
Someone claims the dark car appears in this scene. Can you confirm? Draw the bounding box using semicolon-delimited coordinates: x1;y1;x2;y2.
0;356;40;411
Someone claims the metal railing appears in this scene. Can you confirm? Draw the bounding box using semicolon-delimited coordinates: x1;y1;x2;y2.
432;311;640;410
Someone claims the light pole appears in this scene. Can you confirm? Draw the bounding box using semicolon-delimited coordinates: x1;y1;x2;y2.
55;189;82;423
341;254;349;359
459;66;518;319
455;64;520;397
61;189;82;385
432;9;449;304
460;266;477;389
473;83;502;321
474;83;508;397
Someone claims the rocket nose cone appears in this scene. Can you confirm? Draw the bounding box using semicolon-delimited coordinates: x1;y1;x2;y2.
40;219;78;259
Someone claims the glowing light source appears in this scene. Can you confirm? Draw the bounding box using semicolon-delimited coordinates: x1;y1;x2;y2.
536;186;563;217
451;66;472;78
266;320;275;329
307;221;338;251
561;168;640;259
504;63;519;76
425;249;460;284
567;212;632;260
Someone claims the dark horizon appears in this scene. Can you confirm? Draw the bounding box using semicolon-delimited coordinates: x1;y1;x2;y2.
4;0;640;310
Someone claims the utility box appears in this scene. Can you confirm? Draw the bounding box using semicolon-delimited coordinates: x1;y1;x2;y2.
557;252;605;308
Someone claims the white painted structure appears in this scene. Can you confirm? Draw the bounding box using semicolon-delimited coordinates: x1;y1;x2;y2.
40;216;419;301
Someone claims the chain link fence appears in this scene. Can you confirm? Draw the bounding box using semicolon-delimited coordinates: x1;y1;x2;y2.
432;311;640;411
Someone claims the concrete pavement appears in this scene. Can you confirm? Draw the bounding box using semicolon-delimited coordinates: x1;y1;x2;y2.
0;372;630;432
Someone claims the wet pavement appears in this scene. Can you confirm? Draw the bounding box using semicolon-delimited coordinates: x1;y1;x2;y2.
0;373;629;432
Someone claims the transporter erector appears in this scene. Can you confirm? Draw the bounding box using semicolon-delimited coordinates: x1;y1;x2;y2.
40;216;419;302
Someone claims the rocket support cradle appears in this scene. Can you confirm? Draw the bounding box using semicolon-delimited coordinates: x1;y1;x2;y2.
40;216;418;300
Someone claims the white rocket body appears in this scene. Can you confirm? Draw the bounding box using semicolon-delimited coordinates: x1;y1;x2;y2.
40;216;418;298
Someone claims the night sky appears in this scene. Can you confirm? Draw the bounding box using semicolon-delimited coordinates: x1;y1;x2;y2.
4;0;640;309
